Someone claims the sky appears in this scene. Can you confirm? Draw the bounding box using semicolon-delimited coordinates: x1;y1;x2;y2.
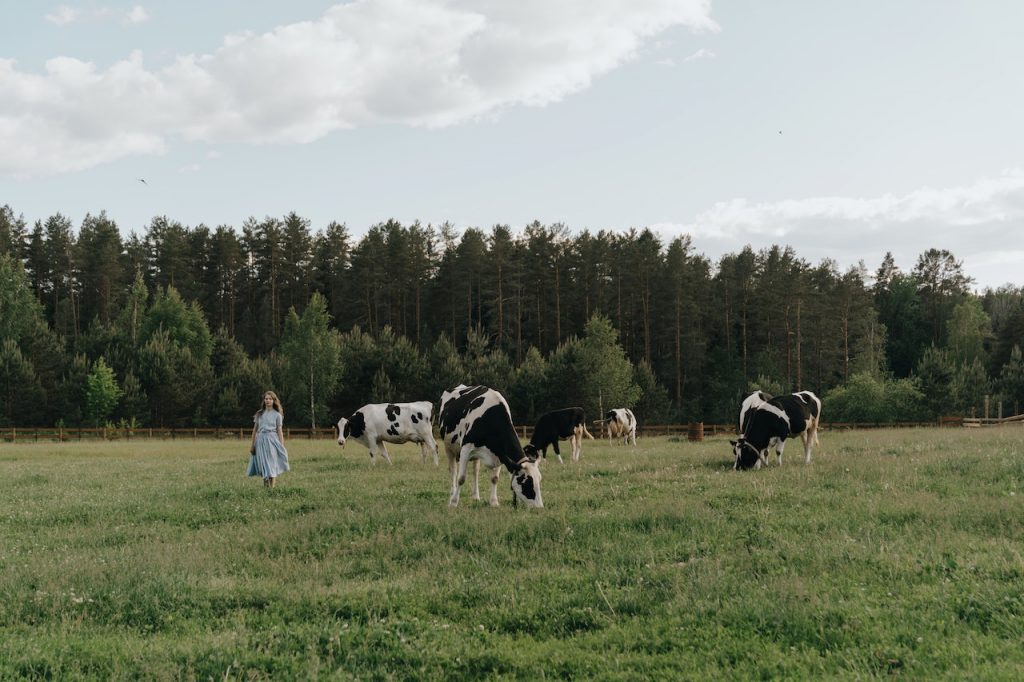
2;1;1023;290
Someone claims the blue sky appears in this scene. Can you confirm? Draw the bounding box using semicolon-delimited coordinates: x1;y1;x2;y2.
2;1;1023;289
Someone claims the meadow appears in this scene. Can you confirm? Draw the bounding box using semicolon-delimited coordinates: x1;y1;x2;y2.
1;428;1022;680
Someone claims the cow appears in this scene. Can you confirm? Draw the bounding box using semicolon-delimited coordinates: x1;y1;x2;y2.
336;401;438;466
604;408;637;446
731;391;821;470
438;384;543;508
523;407;594;464
738;390;773;435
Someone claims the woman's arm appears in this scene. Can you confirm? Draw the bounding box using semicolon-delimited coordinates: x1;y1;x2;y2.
250;422;257;452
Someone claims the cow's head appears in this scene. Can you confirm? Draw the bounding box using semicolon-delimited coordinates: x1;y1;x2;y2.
730;437;763;470
336;417;348;447
522;443;541;461
511;460;543;508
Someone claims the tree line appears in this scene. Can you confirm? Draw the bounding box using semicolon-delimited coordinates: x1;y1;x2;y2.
1;204;1023;429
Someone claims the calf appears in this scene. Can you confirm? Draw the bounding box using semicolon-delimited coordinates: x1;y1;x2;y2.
523;407;594;464
604;408;637;446
336;401;438;465
731;391;821;469
738;390;773;435
439;384;543;508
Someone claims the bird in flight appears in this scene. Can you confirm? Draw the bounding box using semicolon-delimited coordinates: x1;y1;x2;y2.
778;130;782;135
137;178;148;185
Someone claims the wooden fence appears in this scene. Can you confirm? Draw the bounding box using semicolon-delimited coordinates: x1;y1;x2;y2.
0;417;1003;444
963;413;1024;428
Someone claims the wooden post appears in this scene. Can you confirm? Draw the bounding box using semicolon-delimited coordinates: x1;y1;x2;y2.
998;401;1003;421
984;395;990;420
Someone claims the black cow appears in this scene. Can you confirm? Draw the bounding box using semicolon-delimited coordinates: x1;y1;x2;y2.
731;391;821;469
439;384;543;508
523;407;594;464
738;390;773;435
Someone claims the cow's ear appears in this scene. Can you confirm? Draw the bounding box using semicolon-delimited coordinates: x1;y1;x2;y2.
729;439;737;446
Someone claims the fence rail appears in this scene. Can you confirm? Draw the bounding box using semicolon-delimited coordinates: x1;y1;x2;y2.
0;416;1005;444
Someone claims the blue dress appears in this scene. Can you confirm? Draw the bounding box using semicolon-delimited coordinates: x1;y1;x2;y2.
247;409;290;478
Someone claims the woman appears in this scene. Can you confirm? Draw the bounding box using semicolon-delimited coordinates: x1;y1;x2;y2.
247;390;290;488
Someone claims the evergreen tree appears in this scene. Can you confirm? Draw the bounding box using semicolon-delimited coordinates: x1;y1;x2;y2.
0;255;46;343
425;333;466;403
76;212;124;328
914;346;956;417
0;205;28;260
946;298;992;365
913;248;972;345
311;221;351;323
0;339;46;426
508;346;549;423
370;367;395;404
276;293;343;429
568;314;640;421
998;346;1024;414
114;371;149;426
140;287;213;363
633;360;671;423
57;354;91;426
85;357;122;426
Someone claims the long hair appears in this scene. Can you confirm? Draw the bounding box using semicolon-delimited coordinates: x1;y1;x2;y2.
255;390;284;418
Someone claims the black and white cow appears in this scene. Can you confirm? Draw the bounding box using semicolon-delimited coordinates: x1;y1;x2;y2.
439;384;543;508
523;407;594;464
738;390;773;435
336;401;438;465
731;391;821;469
604;408;637;446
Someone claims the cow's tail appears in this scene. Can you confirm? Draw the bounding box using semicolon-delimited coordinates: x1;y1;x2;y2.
581;425;595;440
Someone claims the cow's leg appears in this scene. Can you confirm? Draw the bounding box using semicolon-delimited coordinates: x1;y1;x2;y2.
488;466;500;507
776;440;786;466
425;431;439;466
552;440;564;465
449;445;473;507
379;441;394;465
471;459;482;501
571;429;581;462
629;429;637;446
367;440;379;465
802;426;814;464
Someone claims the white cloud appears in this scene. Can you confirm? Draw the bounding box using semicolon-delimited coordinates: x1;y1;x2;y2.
44;4;148;25
125;6;150;24
682;47;715;62
45;5;81;25
9;0;717;176
178;163;201;173
652;169;1024;290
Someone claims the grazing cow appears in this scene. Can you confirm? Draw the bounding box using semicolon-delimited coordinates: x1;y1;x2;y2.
731;391;821;469
738;390;773;435
336;401;438;465
523;407;594;464
439;384;543;508
604;408;637;446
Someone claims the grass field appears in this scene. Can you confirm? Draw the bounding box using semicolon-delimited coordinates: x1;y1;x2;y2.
1;428;1022;680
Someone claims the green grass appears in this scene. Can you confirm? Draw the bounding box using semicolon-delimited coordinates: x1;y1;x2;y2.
1;428;1023;680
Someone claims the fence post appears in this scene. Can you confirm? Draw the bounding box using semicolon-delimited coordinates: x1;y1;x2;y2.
985;395;990;420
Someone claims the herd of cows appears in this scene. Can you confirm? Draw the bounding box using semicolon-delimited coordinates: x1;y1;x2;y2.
334;384;821;509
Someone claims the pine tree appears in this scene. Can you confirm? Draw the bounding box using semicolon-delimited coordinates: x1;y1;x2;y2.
276;293;343;429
